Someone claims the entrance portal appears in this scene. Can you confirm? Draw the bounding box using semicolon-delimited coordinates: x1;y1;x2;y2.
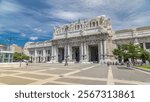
72;47;80;62
58;48;64;63
89;45;98;63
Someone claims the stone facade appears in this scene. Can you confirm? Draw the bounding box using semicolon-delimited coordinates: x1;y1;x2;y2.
24;41;52;63
0;45;13;63
113;26;150;52
24;15;150;63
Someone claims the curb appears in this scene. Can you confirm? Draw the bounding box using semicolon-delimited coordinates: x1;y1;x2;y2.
132;66;150;73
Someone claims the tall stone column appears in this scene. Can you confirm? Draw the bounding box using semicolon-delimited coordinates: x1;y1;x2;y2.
143;43;146;50
84;42;89;63
103;40;107;61
56;46;59;62
54;46;58;63
51;46;53;62
100;40;105;63
2;53;4;62
69;44;72;62
8;53;11;62
80;43;84;62
101;40;104;60
98;40;102;63
43;48;46;62
67;45;69;61
34;49;37;63
51;46;56;63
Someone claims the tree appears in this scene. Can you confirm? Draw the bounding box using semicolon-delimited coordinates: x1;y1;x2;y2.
124;43;142;65
22;54;29;60
113;46;123;63
13;52;29;62
113;43;142;65
140;49;150;63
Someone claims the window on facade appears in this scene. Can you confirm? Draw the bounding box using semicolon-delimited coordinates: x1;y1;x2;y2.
41;51;43;56
47;50;50;54
5;53;9;58
81;24;82;29
93;22;95;27
145;43;150;49
140;43;143;48
96;21;98;26
39;51;41;55
90;22;92;27
77;25;80;30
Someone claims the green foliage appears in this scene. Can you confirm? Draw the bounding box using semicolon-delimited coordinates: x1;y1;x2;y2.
13;52;29;62
138;65;150;70
140;49;150;62
113;43;150;64
113;46;123;62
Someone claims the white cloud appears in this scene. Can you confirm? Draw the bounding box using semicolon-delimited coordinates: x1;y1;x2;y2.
47;0;150;30
81;0;104;8
20;33;26;37
34;28;43;32
0;0;149;45
0;0;21;14
30;37;38;40
50;10;85;20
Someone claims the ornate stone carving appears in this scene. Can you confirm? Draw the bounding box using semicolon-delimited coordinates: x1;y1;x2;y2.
53;15;112;37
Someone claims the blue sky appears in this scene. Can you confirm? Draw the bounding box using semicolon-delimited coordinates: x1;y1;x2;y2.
0;0;150;46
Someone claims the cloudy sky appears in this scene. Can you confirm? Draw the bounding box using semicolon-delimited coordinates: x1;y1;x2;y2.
0;0;150;46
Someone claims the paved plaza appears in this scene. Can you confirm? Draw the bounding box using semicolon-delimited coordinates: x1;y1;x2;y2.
0;63;150;85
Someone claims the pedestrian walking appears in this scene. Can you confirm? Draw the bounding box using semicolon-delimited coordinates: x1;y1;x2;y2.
107;62;110;67
26;61;28;68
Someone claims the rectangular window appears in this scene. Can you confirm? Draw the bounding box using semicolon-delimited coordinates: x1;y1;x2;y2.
48;50;50;54
145;43;150;49
140;43;143;48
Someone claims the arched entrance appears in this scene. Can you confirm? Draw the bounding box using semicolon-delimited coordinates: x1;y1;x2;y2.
89;45;99;63
72;47;80;62
58;48;64;63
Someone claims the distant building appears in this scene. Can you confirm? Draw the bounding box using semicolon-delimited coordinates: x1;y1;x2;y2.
0;44;13;63
112;26;150;52
24;15;114;63
24;15;150;63
10;44;22;53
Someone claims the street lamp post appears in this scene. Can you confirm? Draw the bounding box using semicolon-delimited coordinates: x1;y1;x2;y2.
19;46;24;67
64;25;69;66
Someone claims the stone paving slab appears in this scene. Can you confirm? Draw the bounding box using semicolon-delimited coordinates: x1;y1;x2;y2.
29;63;94;69
6;68;47;71
55;78;106;85
112;66;150;83
42;82;64;85
39;69;73;74
115;82;136;85
0;76;36;85
17;73;52;79
72;66;108;78
0;63;150;85
0;71;18;74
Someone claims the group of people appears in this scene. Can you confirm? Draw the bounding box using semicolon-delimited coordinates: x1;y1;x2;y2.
106;61;119;66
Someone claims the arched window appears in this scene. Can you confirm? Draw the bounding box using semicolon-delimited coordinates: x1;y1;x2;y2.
81;24;82;29
96;21;99;26
93;22;95;27
90;22;92;27
77;25;80;30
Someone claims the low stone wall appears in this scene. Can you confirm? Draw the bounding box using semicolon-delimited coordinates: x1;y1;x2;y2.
0;62;26;68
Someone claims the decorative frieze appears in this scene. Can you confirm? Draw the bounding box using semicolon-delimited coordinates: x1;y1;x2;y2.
53;15;112;40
